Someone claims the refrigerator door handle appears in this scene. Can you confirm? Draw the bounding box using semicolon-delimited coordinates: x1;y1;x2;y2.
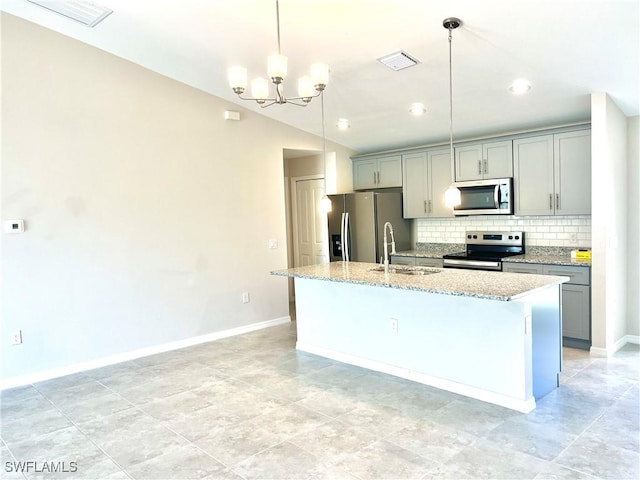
344;212;350;262
340;213;345;261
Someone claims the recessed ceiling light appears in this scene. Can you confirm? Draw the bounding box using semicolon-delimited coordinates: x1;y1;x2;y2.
337;118;350;130
409;103;427;115
509;79;532;95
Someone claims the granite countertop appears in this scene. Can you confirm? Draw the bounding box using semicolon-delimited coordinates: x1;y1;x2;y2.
395;243;592;267
271;261;569;302
393;243;465;259
503;254;591;267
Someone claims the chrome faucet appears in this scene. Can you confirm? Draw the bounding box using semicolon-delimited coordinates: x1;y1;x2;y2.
383;222;396;275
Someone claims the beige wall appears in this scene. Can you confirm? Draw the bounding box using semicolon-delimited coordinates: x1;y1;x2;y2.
284;153;324;178
0;13;354;384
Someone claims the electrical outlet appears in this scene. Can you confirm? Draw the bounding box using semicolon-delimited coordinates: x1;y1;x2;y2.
11;330;22;345
242;292;250;303
390;318;398;334
268;239;278;249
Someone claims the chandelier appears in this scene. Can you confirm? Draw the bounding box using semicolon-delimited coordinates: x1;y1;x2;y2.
227;0;329;108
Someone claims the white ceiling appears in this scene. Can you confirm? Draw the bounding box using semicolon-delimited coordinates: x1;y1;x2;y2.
2;0;639;154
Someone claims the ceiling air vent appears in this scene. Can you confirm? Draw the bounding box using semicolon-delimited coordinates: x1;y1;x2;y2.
377;51;420;71
26;1;113;27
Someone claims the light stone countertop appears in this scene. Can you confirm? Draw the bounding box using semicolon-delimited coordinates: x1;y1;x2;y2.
503;254;591;267
394;245;592;267
391;247;464;259
271;261;569;302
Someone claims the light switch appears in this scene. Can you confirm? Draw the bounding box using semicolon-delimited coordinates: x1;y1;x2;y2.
4;219;24;234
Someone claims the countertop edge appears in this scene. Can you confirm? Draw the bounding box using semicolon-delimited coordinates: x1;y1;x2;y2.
271;265;569;302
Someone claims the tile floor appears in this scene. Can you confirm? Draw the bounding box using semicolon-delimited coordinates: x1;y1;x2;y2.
1;323;638;480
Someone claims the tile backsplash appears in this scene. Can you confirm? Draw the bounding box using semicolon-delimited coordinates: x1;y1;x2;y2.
415;215;591;248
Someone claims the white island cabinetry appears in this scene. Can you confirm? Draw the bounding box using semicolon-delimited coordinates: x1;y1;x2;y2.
273;262;568;413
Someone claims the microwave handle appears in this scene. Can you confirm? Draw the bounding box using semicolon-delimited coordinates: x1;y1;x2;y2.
494;184;500;208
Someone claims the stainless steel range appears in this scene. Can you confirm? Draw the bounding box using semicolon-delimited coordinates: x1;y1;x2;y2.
443;231;525;271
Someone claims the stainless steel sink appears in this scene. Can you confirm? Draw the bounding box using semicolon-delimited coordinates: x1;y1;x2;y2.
369;266;440;276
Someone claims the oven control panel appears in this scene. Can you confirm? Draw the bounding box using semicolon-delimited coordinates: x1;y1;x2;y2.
465;231;524;247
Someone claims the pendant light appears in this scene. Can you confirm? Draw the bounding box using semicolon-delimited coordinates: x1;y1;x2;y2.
320;91;332;212
443;17;462;208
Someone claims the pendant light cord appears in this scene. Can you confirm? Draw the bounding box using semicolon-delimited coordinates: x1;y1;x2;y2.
321;90;327;192
448;26;454;163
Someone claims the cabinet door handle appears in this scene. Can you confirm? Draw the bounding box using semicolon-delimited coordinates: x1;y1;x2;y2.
549;194;553;210
478;160;482;175
424;200;428;213
556;193;560;210
483;159;488;174
376;171;380;184
428;200;432;213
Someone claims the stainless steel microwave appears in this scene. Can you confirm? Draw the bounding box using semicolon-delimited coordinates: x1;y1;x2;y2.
452;178;513;216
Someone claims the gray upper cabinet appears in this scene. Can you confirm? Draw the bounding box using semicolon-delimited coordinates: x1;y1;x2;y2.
454;140;513;181
513;135;555;215
554;130;592;215
514;130;591;215
353;155;402;190
402;149;453;218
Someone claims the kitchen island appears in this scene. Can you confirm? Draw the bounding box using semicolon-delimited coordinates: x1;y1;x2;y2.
272;262;569;413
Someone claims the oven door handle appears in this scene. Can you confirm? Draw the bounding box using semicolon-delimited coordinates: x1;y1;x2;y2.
443;259;501;269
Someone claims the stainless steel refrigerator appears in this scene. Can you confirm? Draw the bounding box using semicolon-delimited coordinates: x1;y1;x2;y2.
327;191;411;263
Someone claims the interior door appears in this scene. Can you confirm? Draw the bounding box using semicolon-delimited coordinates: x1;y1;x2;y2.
294;178;329;266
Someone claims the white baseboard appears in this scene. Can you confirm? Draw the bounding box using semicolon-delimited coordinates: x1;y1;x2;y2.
0;317;291;391
297;341;536;414
590;334;639;357
589;346;610;357
624;334;640;345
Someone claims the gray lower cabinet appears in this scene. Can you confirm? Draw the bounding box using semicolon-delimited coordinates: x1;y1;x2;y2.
559;284;590;342
390;255;444;268
389;255;415;266
503;263;591;349
415;258;444;268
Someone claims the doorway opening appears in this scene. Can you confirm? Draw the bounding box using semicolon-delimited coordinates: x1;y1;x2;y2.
283;150;331;320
